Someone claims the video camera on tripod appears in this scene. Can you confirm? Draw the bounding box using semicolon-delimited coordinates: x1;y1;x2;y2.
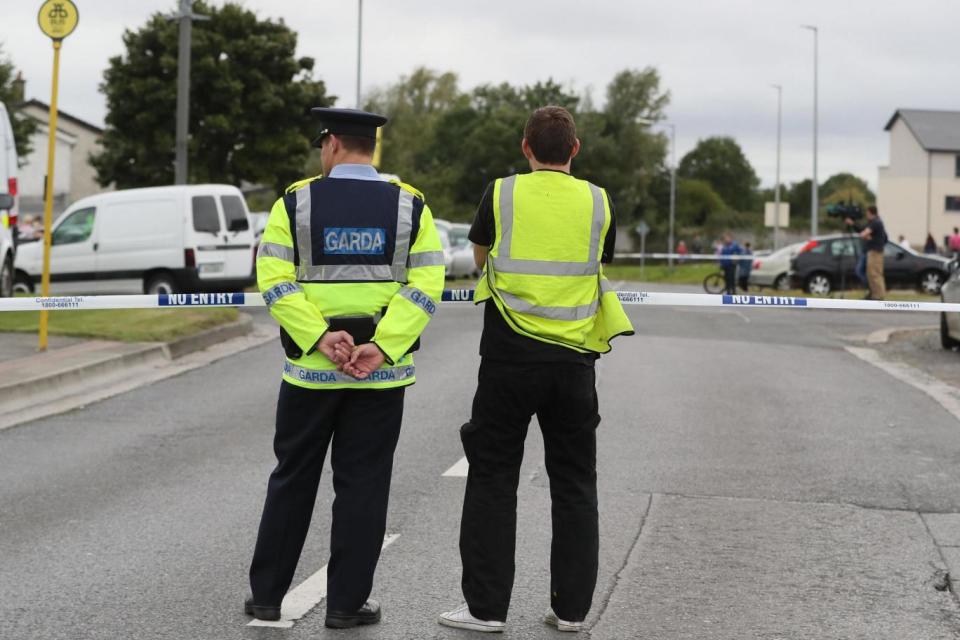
826;202;863;226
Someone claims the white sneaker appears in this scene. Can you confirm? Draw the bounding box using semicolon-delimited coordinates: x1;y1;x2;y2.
438;603;505;633
544;609;583;632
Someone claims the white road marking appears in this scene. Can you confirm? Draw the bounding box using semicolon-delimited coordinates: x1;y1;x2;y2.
845;347;960;422
732;310;752;323
442;456;469;477
247;534;401;629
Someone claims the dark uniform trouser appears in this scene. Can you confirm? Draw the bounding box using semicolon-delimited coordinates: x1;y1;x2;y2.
723;264;737;294
459;359;600;623
250;381;405;612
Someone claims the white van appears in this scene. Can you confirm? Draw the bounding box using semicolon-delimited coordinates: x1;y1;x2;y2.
0;101;18;297
14;184;256;295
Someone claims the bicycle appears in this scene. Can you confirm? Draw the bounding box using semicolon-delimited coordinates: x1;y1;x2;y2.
703;270;725;294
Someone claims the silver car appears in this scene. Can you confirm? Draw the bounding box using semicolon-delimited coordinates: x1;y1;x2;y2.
749;242;804;290
940;260;960;349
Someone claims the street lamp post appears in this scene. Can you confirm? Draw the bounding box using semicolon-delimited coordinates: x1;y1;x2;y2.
802;24;818;237
356;0;363;108
171;0;208;186
772;84;782;250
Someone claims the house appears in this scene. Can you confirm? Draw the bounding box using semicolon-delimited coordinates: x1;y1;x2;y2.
878;109;960;248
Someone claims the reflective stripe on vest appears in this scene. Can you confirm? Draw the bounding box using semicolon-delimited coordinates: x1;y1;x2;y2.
263;281;303;307
258;242;295;262
490;174;606;277
293;183;414;283
398;285;437;316
407;250;445;268
284;361;416;384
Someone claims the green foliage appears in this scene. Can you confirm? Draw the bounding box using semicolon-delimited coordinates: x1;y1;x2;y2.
365;67;669;223
0;43;37;161
678;136;760;212
821;172;875;203
91;2;333;193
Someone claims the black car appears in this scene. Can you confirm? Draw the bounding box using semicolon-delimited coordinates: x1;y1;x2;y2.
789;234;949;295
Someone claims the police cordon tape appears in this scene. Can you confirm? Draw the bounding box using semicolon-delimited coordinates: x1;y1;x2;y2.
615;252;772;261
0;289;958;314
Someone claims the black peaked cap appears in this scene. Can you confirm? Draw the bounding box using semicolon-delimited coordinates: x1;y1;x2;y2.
311;107;387;147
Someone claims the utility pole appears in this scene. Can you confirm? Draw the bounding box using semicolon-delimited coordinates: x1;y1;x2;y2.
802;25;819;236
172;0;208;185
773;84;782;250
356;0;363;108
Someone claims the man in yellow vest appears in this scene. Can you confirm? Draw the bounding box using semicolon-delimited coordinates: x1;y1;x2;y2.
439;106;634;633
246;108;445;628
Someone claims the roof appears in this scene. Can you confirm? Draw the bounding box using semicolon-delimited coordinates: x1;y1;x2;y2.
885;109;960;152
18;99;104;135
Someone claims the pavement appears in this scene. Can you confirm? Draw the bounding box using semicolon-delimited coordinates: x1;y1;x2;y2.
3;290;960;638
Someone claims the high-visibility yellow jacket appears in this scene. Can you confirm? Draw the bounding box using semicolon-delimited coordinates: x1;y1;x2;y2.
256;173;445;390
474;171;633;353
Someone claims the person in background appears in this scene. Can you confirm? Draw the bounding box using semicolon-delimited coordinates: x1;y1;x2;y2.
950;228;960;257
897;234;910;250
737;241;753;292
718;232;743;295
846;206;887;300
690;235;703;256
925;233;938;254
676;239;688;263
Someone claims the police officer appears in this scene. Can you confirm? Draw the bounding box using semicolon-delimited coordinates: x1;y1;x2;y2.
439;106;633;633
246;108;445;628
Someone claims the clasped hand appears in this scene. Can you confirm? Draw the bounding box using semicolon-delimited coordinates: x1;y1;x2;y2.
317;330;385;380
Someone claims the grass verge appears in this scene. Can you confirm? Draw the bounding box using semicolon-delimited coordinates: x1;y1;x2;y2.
603;263;718;284
0;308;239;342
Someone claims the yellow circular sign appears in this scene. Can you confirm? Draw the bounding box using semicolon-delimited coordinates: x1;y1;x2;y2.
38;0;79;41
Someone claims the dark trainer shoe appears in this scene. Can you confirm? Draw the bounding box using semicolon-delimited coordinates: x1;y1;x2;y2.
244;596;281;621
325;599;382;629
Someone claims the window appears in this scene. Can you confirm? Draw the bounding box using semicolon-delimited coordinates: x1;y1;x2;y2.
947;196;960;212
52;207;95;245
221;195;249;232
808;242;827;254
883;241;904;257
192;196;220;233
829;238;856;257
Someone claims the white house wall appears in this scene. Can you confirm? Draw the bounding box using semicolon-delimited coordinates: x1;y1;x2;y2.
878;118;929;245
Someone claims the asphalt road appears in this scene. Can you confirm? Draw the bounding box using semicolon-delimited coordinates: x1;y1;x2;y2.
3;292;960;639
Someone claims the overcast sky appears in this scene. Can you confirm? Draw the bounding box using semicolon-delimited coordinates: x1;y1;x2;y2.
4;0;959;191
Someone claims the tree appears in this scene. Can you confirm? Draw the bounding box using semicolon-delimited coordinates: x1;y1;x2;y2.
92;2;333;192
0;43;37;161
678;137;759;212
821;172;875;203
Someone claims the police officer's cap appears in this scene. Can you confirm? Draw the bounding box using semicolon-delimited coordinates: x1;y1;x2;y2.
311;108;387;147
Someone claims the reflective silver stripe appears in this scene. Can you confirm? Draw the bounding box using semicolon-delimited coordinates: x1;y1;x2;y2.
283;361;416;384
497;175;517;256
491;256;599;276
499;291;599;321
588;183;605;263
263;281;303;307
600;277;615;294
297;264;397;282
392;190;414;282
398;286;437;316
257;242;295;262
294;186;313;267
407;251;445;268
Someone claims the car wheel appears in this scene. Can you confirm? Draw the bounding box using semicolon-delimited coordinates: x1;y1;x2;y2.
941;312;960;350
13;271;33;294
920;270;945;295
0;254;12;298
773;273;790;291
144;271;179;295
805;273;832;296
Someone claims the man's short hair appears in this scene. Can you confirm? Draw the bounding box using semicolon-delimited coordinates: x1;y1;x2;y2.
867;205;878;216
337;134;377;156
523;106;577;165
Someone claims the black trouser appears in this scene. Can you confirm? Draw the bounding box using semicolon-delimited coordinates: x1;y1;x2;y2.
723;264;737;294
249;382;405;612
459;359;600;623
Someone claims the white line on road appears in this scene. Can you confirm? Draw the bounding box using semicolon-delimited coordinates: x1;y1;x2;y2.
247;534;401;629
442;456;469;477
845;347;960;422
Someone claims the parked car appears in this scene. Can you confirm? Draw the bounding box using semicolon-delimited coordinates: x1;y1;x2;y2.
433;218;455;277
14;184;256;295
0;100;18;297
447;223;480;278
749;242;804;290
789;234;949;295
940;260;960;349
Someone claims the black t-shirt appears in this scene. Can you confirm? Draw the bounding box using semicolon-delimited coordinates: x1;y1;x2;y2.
468;171;617;365
865;217;887;252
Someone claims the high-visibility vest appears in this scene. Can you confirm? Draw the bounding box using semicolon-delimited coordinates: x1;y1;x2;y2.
255;174;445;390
474;171;634;353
